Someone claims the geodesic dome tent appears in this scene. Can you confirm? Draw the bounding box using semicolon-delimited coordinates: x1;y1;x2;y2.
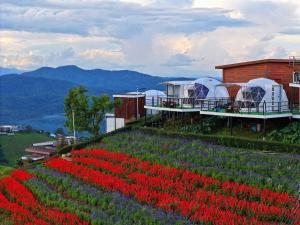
235;78;289;112
191;77;229;99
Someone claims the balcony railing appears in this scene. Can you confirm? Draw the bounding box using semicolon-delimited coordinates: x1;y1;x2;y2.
199;99;290;115
146;96;292;115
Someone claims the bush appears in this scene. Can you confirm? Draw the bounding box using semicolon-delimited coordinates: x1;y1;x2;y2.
268;122;300;144
134;126;300;153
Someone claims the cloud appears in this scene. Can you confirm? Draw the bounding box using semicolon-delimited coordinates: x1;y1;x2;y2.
0;1;249;38
0;0;299;76
164;54;193;67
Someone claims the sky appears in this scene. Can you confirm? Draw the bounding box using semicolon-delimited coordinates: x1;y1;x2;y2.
0;0;300;77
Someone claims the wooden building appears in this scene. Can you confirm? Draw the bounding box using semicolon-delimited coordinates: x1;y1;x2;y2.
25;147;55;157
113;93;145;123
216;58;300;103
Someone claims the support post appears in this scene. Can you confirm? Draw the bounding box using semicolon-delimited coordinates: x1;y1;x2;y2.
230;116;233;136
263;118;266;140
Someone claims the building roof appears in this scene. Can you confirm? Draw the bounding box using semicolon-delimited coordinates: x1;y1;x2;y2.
215;59;300;69
113;92;145;98
161;80;195;86
25;147;55;156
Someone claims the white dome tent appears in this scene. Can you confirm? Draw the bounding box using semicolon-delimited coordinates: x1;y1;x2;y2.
144;90;166;114
235;78;289;113
186;77;230;109
192;77;229;99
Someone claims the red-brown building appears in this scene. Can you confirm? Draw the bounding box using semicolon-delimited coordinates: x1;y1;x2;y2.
216;59;300;103
114;93;145;123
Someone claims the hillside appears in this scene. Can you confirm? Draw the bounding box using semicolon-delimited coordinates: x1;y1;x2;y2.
0;66;192;131
0;75;111;122
1;129;299;224
0;132;53;166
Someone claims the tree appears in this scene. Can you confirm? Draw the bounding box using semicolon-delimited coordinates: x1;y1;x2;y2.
88;95;114;136
64;86;120;137
64;86;89;133
55;128;65;136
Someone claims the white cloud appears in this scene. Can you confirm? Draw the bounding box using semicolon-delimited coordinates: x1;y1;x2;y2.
0;0;299;76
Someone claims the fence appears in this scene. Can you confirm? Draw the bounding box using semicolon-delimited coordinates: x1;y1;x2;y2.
146;96;291;115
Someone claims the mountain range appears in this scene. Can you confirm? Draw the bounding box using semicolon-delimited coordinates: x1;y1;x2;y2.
0;65;192;132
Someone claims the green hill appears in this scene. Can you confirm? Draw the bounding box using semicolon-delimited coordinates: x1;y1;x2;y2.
0;132;54;167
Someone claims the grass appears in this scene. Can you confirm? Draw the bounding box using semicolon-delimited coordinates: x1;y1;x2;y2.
0;132;53;167
0;165;13;178
214;126;263;139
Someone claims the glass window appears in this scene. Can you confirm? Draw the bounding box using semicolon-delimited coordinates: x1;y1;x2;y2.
194;83;209;99
242;86;265;104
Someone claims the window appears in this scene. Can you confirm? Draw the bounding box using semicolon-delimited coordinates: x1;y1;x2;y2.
293;71;300;83
242;86;266;104
194;83;209;99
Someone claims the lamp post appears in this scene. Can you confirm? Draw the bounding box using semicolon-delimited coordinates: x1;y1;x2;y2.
72;109;76;144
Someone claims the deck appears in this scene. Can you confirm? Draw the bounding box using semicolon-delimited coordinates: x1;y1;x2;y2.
145;97;294;119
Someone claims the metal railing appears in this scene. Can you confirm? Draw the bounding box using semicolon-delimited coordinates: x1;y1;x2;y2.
199;99;290;115
146;96;293;115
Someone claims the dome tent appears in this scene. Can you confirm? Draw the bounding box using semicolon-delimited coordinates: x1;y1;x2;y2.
191;77;229;99
235;78;289;112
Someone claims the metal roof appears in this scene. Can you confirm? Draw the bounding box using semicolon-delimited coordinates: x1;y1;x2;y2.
160;80;195;86
215;59;300;69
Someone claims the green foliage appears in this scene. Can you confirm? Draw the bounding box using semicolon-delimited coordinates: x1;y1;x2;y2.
55;128;65;136
0;165;13;178
64;86;89;133
88;95;114;136
64;86;118;136
268;122;300;144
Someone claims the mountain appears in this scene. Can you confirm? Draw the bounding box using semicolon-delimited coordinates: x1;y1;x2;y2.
21;65;189;92
0;67;24;76
0;74;111;123
1;66;192;132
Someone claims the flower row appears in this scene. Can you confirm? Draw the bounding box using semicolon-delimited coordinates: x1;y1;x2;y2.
0;173;88;225
71;155;297;222
46;157;298;224
72;149;297;207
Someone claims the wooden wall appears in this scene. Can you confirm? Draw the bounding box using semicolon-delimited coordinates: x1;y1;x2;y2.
222;62;300;103
114;96;145;123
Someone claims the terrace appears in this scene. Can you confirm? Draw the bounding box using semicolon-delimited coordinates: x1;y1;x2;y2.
144;96;292;119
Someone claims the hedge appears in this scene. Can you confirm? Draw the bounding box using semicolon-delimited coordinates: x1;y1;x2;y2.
133;126;300;154
58;120;300;154
58;127;131;154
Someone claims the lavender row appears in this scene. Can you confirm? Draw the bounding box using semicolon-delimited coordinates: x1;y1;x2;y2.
30;166;194;225
99;130;300;194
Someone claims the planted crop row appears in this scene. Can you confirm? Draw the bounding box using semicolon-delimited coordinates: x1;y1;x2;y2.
99;130;300;194
0;170;88;225
46;149;300;224
30;165;192;225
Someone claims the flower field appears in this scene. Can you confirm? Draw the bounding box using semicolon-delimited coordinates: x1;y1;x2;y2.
1;130;300;224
